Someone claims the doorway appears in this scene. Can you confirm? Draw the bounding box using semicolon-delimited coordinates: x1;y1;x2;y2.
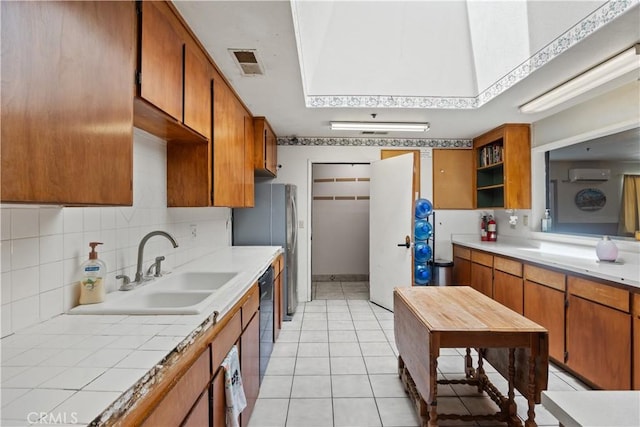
311;163;371;300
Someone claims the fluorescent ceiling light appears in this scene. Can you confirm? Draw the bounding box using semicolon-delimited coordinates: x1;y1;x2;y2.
520;44;640;114
330;121;430;132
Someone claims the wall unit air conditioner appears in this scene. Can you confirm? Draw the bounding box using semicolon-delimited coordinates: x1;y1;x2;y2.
568;168;610;182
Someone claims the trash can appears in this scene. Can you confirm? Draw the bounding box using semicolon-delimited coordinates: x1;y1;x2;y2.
432;260;453;286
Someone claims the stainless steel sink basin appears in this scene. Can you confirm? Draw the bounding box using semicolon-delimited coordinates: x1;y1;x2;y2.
155;272;238;291
68;270;239;315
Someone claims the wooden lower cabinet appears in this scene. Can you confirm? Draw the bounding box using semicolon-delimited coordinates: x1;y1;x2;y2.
470;250;493;297
493;256;523;314
142;348;210;426
212;368;226;427
182;389;210;427
494;270;523;314
452;245;471;286
566;277;631;390
241;313;260;427
524;280;565;363
634;293;640;390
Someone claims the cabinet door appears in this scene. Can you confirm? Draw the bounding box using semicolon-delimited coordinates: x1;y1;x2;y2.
184;43;212;138
634;293;640;390
453;257;471;286
470;263;492;297
139;1;183;121
1;1;134;205
244;115;255;207
211;369;225;427
433;149;474;209
182;389;210;427
142;348;210;427
524;280;565;362
566;294;631;390
494;270;523;314
213;79;247;207
240;313;260;427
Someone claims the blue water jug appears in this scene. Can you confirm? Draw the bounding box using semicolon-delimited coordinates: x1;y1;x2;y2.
414;241;432;263
415;198;433;219
414;263;431;285
414;219;433;240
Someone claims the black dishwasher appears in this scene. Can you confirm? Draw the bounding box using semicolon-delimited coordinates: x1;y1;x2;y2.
258;266;274;383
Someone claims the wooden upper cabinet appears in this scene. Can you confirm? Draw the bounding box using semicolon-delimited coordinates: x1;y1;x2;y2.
139;0;183;121
473;124;531;209
254;117;278;177
184;42;212;138
433;149;474;209
244;115;256;207
1;1;134;205
134;1;207;144
212;78;254;207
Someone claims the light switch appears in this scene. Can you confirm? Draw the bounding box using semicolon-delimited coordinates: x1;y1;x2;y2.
298;220;304;229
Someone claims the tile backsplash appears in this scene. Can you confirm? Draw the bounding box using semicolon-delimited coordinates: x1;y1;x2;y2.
0;129;231;337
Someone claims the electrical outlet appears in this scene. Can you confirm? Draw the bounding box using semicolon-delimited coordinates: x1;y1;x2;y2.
298;220;304;229
523;215;529;226
190;224;197;240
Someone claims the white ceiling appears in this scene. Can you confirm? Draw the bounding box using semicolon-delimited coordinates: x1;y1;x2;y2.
173;0;640;140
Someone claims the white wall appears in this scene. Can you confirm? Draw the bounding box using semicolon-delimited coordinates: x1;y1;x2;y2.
274;145;479;302
311;164;370;277
0;129;231;336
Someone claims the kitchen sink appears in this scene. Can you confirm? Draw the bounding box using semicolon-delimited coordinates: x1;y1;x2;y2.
68;271;239;315
155;272;238;291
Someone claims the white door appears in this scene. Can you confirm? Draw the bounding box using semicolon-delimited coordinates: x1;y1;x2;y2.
369;153;414;311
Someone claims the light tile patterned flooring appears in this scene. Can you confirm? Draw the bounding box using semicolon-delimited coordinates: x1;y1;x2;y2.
248;282;590;427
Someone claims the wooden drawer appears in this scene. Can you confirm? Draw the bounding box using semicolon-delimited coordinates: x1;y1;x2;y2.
568;276;629;313
453;245;470;260
634;293;640;317
212;310;241;370
242;284;259;329
524;264;565;292
494;256;522;277
471;250;493;268
142;347;210;427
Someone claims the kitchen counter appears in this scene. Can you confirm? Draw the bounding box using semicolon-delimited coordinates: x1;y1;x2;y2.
0;246;282;426
451;234;640;289
542;391;640;426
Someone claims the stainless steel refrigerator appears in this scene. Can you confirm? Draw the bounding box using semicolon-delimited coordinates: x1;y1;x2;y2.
233;183;298;320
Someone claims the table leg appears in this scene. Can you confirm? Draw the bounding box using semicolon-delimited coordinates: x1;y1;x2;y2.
476;348;486;393
465;347;474;378
428;356;438;427
525;351;537;427
506;348;519;426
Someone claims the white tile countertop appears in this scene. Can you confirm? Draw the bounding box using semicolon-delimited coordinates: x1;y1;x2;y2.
451;234;640;289
0;246;282;426
542;391;640;426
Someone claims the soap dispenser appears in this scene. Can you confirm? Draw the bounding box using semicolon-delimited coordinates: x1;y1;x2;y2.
79;242;107;304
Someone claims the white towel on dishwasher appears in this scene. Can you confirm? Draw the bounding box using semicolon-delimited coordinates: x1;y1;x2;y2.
221;345;247;427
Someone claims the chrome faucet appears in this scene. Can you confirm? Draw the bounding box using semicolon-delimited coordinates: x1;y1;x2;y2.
134;230;179;284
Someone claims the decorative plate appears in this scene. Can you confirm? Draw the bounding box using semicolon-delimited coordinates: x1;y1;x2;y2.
574;188;606;211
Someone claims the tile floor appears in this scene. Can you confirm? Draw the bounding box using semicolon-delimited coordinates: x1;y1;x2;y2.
248;282;590;427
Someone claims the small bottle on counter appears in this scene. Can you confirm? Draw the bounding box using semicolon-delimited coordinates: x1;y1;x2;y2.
79;242;107;305
541;209;552;232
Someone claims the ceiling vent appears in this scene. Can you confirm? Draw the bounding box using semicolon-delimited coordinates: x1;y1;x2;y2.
568;168;610;182
361;131;388;135
229;49;264;76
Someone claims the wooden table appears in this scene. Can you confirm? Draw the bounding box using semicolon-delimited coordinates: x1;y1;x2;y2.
394;286;549;427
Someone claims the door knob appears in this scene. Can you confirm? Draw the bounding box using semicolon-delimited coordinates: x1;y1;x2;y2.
397;235;411;248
